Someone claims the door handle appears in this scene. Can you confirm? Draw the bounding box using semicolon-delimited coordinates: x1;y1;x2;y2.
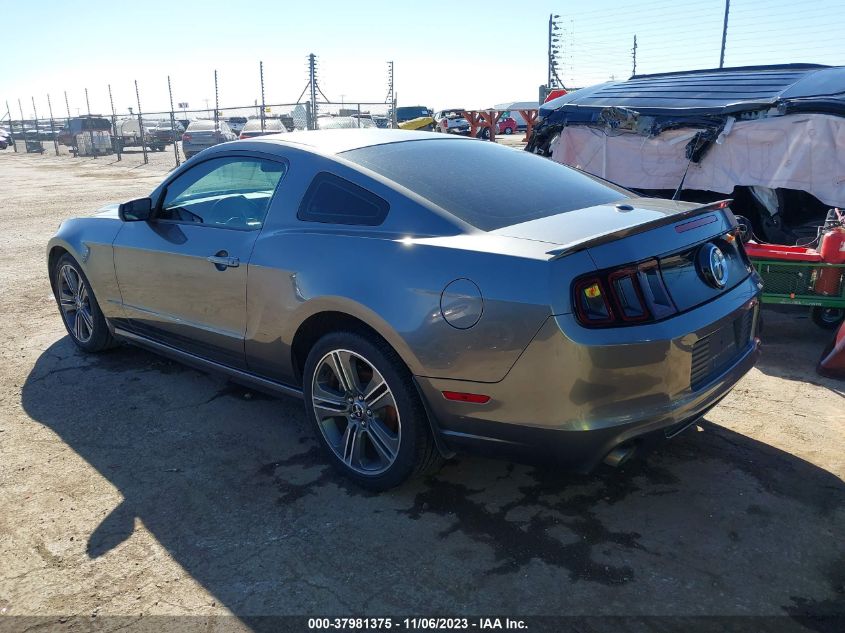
207;251;240;269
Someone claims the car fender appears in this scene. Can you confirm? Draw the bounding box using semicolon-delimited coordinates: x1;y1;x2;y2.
47;211;125;319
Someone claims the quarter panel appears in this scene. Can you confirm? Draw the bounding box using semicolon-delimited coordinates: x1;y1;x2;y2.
244;230;558;384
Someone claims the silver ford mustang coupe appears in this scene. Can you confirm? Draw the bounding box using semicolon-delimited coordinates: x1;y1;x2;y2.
48;129;762;490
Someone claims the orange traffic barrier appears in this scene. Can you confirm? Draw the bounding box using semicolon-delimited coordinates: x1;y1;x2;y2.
817;319;845;379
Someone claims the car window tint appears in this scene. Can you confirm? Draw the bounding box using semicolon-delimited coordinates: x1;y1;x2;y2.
297;172;389;226
342;140;630;231
159;157;286;230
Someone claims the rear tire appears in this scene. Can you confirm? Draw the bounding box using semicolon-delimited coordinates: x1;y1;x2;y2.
303;331;442;491
52;253;115;352
504;127;513;135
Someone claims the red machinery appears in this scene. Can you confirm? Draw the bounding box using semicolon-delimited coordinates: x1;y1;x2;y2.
744;209;845;330
741;209;845;379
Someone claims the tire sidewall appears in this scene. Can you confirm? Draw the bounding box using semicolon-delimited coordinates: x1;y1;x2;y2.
302;331;423;490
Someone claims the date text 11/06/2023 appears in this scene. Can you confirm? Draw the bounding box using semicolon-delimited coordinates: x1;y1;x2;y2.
308;617;528;630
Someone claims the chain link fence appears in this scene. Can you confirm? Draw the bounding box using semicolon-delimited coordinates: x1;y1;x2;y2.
2;58;397;170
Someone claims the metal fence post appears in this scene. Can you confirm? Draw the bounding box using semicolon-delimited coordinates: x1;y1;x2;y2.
84;88;96;158
31;96;42;154
357;103;361;127
6;101;17;152
17;99;26;151
64;91;77;157
46;94;59;155
260;61;266;132
134;80;148;165
306;101;313;130
108;84;121;161
167;75;180;167
213;70;219;134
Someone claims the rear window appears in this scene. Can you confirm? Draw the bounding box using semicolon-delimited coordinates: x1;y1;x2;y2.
342;140;630;231
242;118;286;132
298;172;389;226
187;120;216;131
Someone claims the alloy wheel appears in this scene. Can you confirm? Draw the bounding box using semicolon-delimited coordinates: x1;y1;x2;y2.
58;264;94;343
311;349;401;475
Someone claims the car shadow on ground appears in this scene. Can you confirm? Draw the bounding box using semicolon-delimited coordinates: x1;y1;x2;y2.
20;338;845;628
756;306;845;396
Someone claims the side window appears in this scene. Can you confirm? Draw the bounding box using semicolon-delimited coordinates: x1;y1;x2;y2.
159;157;286;230
297;172;389;226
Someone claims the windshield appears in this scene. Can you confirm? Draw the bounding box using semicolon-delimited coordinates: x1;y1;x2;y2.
395;106;429;122
342;140;630;231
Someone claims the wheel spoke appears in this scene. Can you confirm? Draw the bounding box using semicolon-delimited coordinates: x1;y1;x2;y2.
73;312;85;340
341;423;363;467
331;351;359;394
365;419;399;463
61;266;76;297
78;307;94;332
364;379;389;409
59;292;75;311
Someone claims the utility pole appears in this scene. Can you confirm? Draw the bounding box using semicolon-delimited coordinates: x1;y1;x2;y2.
296;53;330;129
632;35;638;77
719;0;731;68
547;14;564;91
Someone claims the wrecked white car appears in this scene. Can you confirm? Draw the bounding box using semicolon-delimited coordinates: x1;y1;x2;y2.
527;64;845;244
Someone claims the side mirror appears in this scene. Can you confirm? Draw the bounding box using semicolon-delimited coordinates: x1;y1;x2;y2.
118;197;152;222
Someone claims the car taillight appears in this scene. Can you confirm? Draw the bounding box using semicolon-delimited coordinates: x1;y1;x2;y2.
239;132;246;139
573;259;676;327
574;278;615;325
182;133;191;142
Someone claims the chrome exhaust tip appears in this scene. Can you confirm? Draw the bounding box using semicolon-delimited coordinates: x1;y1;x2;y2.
604;443;636;468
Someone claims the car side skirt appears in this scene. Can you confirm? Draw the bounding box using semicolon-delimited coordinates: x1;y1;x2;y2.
113;327;304;400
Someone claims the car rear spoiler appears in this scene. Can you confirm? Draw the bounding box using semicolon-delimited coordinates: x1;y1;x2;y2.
545;199;736;260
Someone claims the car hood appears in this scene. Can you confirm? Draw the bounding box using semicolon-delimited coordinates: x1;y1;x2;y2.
490;197;725;255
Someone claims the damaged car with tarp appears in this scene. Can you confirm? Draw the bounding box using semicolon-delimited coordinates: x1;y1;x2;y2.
527;64;845;244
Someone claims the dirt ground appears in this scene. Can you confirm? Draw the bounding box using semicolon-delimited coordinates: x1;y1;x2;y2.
0;148;843;630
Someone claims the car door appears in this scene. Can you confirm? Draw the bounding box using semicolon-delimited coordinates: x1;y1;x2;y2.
112;153;287;369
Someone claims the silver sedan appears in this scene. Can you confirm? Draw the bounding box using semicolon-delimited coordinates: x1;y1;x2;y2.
47;129;762;490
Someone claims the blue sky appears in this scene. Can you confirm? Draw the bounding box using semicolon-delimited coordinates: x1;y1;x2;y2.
2;0;843;118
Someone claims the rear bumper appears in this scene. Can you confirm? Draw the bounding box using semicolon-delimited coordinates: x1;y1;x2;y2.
416;275;761;472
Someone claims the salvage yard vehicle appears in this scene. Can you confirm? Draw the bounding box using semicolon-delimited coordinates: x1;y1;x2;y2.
114;118;166;152
57;115;111;146
47;129;761;490
528;64;845;245
148;119;185;147
315;115;376;129
181;119;237;158
434;109;470;134
239;117;287;139
395;105;436;131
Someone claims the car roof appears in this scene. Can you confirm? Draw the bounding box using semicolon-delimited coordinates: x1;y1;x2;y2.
248;128;466;154
540;64;845;117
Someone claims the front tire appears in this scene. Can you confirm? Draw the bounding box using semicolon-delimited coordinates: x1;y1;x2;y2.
52;253;115;352
303;331;441;490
